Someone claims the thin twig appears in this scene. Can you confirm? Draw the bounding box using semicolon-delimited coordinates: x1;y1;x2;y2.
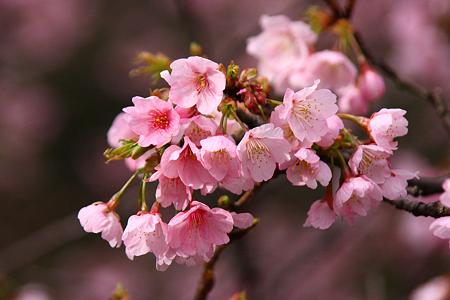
194;220;259;300
353;32;450;134
384;198;450;218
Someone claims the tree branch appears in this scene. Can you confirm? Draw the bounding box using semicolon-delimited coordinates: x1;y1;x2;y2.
353;32;450;134
194;220;259;300
384;198;450;218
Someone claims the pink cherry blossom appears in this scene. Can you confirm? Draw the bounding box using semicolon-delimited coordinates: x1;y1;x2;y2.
231;212;255;229
316;115;344;148
167;201;233;260
368;108;408;151
429;216;450;248
380;169;418;200
200;135;238;181
182;115;218;146
123;96;180;148
270;106;299;149
149;171;192;210
304;199;336;230
348;144;392;184
160;56;226;114
291;50;357;91
78;202;123;248
285;148;332;189
439;179;450;208
247;15;316;83
236;123;291;182
277;80;338;143
337;85;368;115
158;137;216;190
358;67;385;102
107;112;138;148
335;176;383;223
410;276;450;300
122;213;168;261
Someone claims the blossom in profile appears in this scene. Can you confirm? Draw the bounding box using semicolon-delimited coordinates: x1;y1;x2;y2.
167;201;233;260
237;123;291;182
291;50;357;91
430;217;450;248
358;66;385;102
316;115;344;148
439;179;450;208
107;112;138;148
231;212;255;229
304;199;336;230
380;169;418;200
123;96;180;148
368;108;408;151
348;144;392;184
277;80;338;143
158;137;216;190
335;176;383;223
285;148;332;189
182;115;218;146
149;171;192;211
78;202;123;248
200;135;238;181
247;15;316;83
161;56;226;114
122;213;168;261
337;85;368;115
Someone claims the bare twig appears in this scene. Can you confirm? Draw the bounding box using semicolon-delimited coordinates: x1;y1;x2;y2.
194;220;259;300
384;198;450;218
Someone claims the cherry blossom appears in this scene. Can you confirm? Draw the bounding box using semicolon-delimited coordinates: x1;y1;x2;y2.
284;148;332;189
200;135;238;181
439;179;450;208
358;66;385;102
368;108;408;151
304;199;336;230
380;169;418;200
337;85;368;115
107;112;138;148
167;201;233;260
236;123;291;182
149;171;192;210
316;115;344;148
122;213;168;261
277;80;338;143
78;202;123;248
231;212;255;229
160;56;226;114
335;176;383;223
429;217;450;248
182;115;218;146
348;144;392;184
123;96;180;148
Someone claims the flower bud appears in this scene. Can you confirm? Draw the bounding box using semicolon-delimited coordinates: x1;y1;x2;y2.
358;66;385;102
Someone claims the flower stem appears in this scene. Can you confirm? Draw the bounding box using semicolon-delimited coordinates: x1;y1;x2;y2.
267;98;282;107
229;109;249;131
337;113;368;131
108;170;140;210
139;173;149;211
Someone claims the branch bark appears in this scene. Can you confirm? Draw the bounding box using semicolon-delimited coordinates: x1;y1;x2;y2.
384;198;450;218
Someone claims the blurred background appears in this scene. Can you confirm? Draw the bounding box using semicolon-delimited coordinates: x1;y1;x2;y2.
0;0;449;299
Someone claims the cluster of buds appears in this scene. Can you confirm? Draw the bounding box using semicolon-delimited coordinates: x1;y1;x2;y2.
78;50;415;270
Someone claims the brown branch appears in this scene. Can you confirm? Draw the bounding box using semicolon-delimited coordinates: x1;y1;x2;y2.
344;0;356;18
384;198;450;218
194;220;259;300
353;32;450;134
323;0;343;17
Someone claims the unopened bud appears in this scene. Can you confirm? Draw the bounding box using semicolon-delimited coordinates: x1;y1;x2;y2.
358;66;385;102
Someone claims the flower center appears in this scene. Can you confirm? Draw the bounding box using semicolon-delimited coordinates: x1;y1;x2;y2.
150;110;170;129
189;210;205;228
246;138;269;163
293;99;319;127
195;74;209;93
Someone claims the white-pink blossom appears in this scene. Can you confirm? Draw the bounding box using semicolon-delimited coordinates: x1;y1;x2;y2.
158;137;216;190
380;169;418;200
337;85;368;115
316;115;344;148
277;80;338;143
285;148;332;189
149;171;192;211
430;217;450;248
247;15;316;84
358;67;385;102
107;112;138;148
161;56;226;114
122;213;168;261
200;135;238;181
236;123;291;182
181;115;218;146
335;176;383;223
439;179;450;208
123;96;180;148
167;201;233;260
368;108;408;151
231;212;255;229
348;144;392;184
304;199;336;230
78;202;123;248
291;50;357;91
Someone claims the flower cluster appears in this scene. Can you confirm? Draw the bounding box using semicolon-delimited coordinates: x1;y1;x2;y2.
78;50;416;270
247;15;385;115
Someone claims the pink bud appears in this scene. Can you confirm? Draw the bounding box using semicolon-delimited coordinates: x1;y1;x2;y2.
358;67;385;102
